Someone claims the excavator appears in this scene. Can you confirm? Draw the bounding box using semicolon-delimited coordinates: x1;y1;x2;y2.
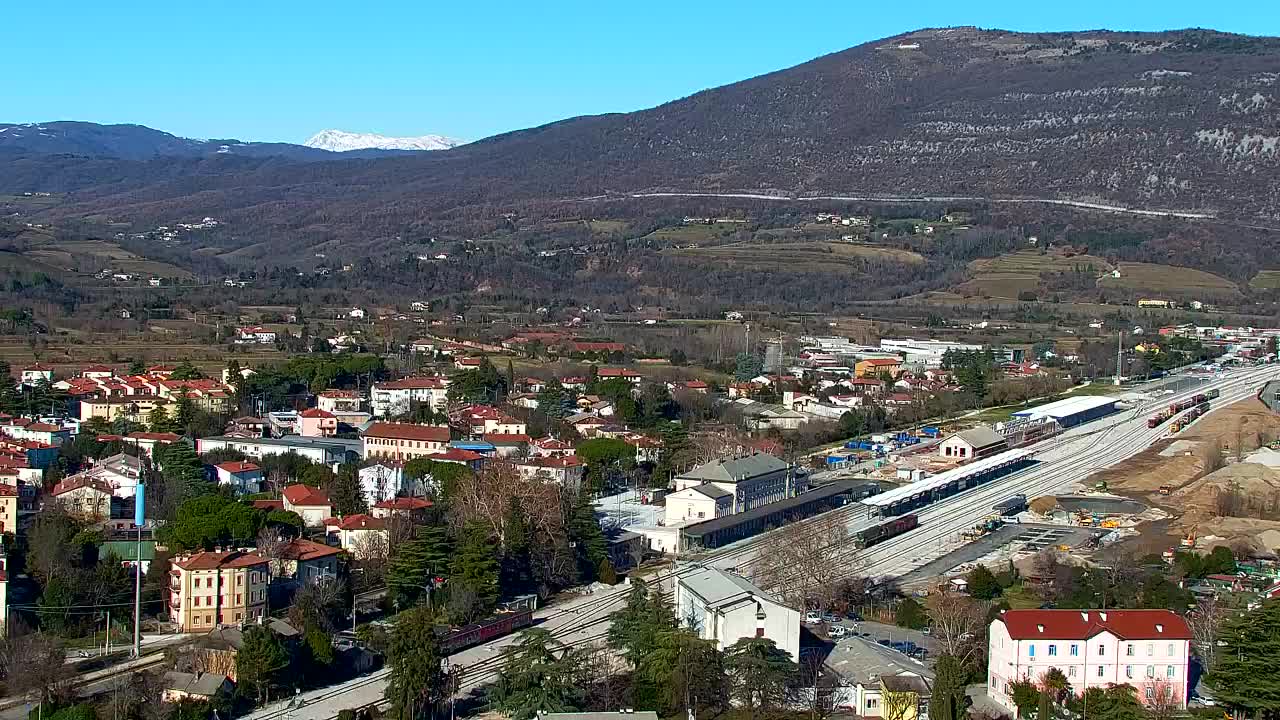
1180;524;1198;549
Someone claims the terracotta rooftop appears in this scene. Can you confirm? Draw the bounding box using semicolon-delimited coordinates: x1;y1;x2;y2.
300;408;336;419
328;513;386;531
282;484;331;507
363;422;450;443
278;538;343;561
373;497;433;511
173;550;268;571
429;448;484;463
215;461;261;474
51;474;114;496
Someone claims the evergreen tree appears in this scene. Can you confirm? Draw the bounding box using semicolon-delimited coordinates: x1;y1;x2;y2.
329;463;368;516
236;626;290;703
929;654;971;720
147;405;176;434
607;578;674;666
734;352;763;382
174;397;196;435
966;564;1002;600
128;358;147;375
501;498;534;596
723;637;797;712
387;524;451;608
486;629;581;720
639;628;727;718
895;597;928;629
534;379;568;419
567;495;606;582
1207;599;1280;717
157;441;212;501
450;522;501;615
385;606;447;720
505;359;516;396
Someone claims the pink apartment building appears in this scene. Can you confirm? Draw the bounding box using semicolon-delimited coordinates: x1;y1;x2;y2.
988;609;1191;712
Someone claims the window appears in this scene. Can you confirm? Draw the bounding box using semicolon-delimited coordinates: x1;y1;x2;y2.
1068;667;1076;678
1098;644;1106;656
1097;666;1105;678
1125;666;1133;679
1168;643;1175;655
1145;687;1154;700
1048;644;1057;657
1029;645;1036;658
1147;643;1154;656
1147;666;1155;678
1070;644;1079;657
866;699;878;710
1167;665;1175;678
1126;644;1135;657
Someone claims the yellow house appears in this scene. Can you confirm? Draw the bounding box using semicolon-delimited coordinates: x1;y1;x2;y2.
878;674;932;720
856;358;904;379
79;397;174;425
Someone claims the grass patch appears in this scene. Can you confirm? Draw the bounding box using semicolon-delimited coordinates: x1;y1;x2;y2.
1250;270;1280;290
641;224;739;245
958;250;1113;299
1099;261;1240;297
589;220;628;235
1002;583;1044;609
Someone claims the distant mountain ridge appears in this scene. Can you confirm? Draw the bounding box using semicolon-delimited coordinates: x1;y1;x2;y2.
4;27;1280;267
0;121;425;161
303;129;463;152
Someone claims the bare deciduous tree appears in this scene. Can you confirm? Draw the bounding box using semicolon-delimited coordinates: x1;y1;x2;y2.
255;526;292;580
1187;597;1227;674
748;513;863;612
924;582;986;667
1145;678;1182;720
0;633;70;705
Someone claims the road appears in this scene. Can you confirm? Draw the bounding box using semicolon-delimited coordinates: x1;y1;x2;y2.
240;364;1275;717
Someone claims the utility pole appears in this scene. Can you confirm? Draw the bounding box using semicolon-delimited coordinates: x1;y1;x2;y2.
132;482;145;658
1114;328;1124;386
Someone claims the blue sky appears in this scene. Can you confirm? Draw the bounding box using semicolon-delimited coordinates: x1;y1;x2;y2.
8;0;1278;144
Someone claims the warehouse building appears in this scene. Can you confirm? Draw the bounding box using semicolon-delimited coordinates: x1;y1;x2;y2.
1010;395;1121;428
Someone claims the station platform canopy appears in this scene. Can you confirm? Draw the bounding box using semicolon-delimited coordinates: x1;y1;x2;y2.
862;447;1037;509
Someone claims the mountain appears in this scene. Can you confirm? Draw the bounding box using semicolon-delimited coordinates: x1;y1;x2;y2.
0;121;421;160
5;28;1280;265
303;129;463;152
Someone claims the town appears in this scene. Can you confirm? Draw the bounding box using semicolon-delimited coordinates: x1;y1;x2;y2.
0;308;1277;720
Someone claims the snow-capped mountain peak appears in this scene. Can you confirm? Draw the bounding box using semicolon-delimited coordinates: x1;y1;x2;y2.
303;129;463;152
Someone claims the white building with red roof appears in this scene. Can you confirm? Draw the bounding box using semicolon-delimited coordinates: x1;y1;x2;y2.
282;485;333;527
316;389;363;414
370;376;450;417
19;364;53;387
530;437;576;458
456;405;526;436
324;514;388;559
988;609;1191;711
50;475;114;521
362;422;451;461
371;496;432;519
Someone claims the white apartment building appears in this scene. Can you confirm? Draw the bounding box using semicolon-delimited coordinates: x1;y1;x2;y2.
675;566;800;660
370;377;449;418
988;610;1191;712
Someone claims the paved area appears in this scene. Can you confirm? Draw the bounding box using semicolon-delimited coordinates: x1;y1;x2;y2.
595;489;663;529
897;523;1101;585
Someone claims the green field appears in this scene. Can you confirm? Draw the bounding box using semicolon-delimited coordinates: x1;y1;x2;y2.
1250;270;1280;290
958;250;1113;299
1098;261;1240;297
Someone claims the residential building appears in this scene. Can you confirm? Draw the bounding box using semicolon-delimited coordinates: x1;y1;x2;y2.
196;435;360;466
358;461;404;505
535;713;658;720
85;452;143;498
324;514;388;558
213;461;264;494
674;566;800;660
282;485;333;527
162;672;232;703
126;431;181;458
597;367;643;384
270;538;342;584
80;397;173;425
824;635;935;715
427;448;485;470
298;408;338;437
0;484;16;534
987;610;1192;712
856;357;905;379
371;496;432;519
50;475;114;521
457;406;526;436
938;427;1009;461
674;453;799;514
514;455;585;489
370;377;449;418
235;326;277;344
362;423;451;461
168;550;269;632
316;390;363;414
664;485;733;524
483;433;531;457
19;364;53;386
530;437;575;458
1;420;70;446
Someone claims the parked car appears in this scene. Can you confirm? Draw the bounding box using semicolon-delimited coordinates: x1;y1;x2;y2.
846;611;863;622
821;611;840;623
804;610;822;624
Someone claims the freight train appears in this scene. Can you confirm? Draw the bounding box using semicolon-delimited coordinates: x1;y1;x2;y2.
855;513;919;548
993;494;1028;516
440;609;534;653
1149;391;1215;428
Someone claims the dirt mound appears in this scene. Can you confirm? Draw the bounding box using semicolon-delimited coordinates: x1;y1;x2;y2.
1182;396;1280;457
1174;516;1280;556
1174;462;1280;523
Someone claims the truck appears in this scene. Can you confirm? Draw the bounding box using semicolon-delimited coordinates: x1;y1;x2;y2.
919;426;941;438
993;494;1028;516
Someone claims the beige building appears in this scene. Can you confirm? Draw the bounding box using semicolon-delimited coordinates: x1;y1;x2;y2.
168;550;269;632
282;485;333;527
271;538;343;584
324;514;388;559
362;423;451;461
664;484;733;525
0;484;16;534
50;475;114;521
79;396;173;425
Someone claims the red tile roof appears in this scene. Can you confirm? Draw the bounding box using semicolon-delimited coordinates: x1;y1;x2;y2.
597;367;642;378
127;432;181;442
0;483;18;497
278;538;343;561
173;550;268;571
300;408;336;419
861;358;902;366
997;610;1192;641
25;423;63;432
363;422;451;443
282;484;331;507
482;433;531;445
251;499;284;511
318;389;361;398
215;461;261;474
429;448;484;463
330;513;386;531
373;497;433;511
51;475;113;496
520;455;583;469
375;377;447;390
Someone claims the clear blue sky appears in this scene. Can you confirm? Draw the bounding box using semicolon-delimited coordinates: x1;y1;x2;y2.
8;0;1278;144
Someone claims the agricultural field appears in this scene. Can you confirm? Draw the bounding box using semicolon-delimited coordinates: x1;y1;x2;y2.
640;223;745;246
1097;262;1240;298
663;241;924;272
1249;270;1280;290
956;250;1113;299
1;232;193;280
